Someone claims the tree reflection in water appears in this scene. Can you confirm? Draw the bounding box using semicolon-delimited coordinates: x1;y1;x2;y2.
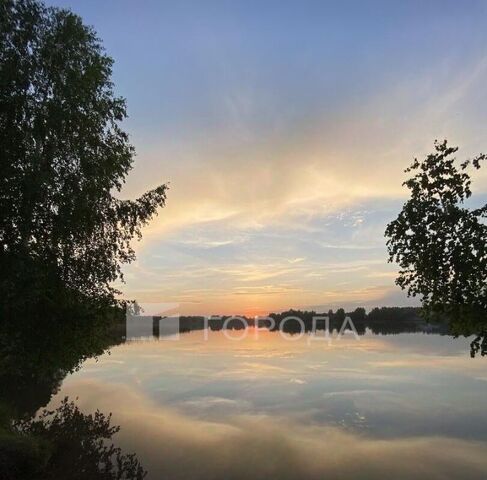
0;307;146;480
7;398;146;480
1;303;485;478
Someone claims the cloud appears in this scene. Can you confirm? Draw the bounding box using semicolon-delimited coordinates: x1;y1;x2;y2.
115;53;487;313
125;53;487;240
50;380;487;480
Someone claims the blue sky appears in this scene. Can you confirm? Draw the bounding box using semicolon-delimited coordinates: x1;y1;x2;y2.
47;0;487;314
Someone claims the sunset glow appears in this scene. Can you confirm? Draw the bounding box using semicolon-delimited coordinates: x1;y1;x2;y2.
48;0;487;314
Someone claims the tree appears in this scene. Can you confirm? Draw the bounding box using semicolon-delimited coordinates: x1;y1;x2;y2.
335;308;346;323
385;140;486;321
0;0;167;314
349;307;366;323
3;398;146;479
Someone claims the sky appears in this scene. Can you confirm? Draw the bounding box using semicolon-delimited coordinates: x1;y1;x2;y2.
47;0;487;315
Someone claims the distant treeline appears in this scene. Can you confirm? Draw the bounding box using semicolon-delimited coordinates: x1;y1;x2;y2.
266;306;440;334
156;306;449;337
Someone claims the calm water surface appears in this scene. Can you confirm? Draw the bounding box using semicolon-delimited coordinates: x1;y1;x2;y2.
48;329;487;479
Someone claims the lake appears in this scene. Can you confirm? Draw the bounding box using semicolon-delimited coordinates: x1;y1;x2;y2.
44;327;487;479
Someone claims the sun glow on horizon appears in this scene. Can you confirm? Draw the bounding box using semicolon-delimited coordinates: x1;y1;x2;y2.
57;0;487;314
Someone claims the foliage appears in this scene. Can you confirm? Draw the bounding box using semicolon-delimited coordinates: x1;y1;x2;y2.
0;397;146;479
0;0;167;314
0;307;126;419
385;140;487;321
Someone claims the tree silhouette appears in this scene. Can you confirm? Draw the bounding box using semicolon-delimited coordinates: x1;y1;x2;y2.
386;140;487;352
0;0;167;317
2;398;146;480
0;309;141;479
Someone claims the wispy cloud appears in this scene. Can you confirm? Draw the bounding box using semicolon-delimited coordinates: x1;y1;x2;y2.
50;379;487;480
115;34;487;314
